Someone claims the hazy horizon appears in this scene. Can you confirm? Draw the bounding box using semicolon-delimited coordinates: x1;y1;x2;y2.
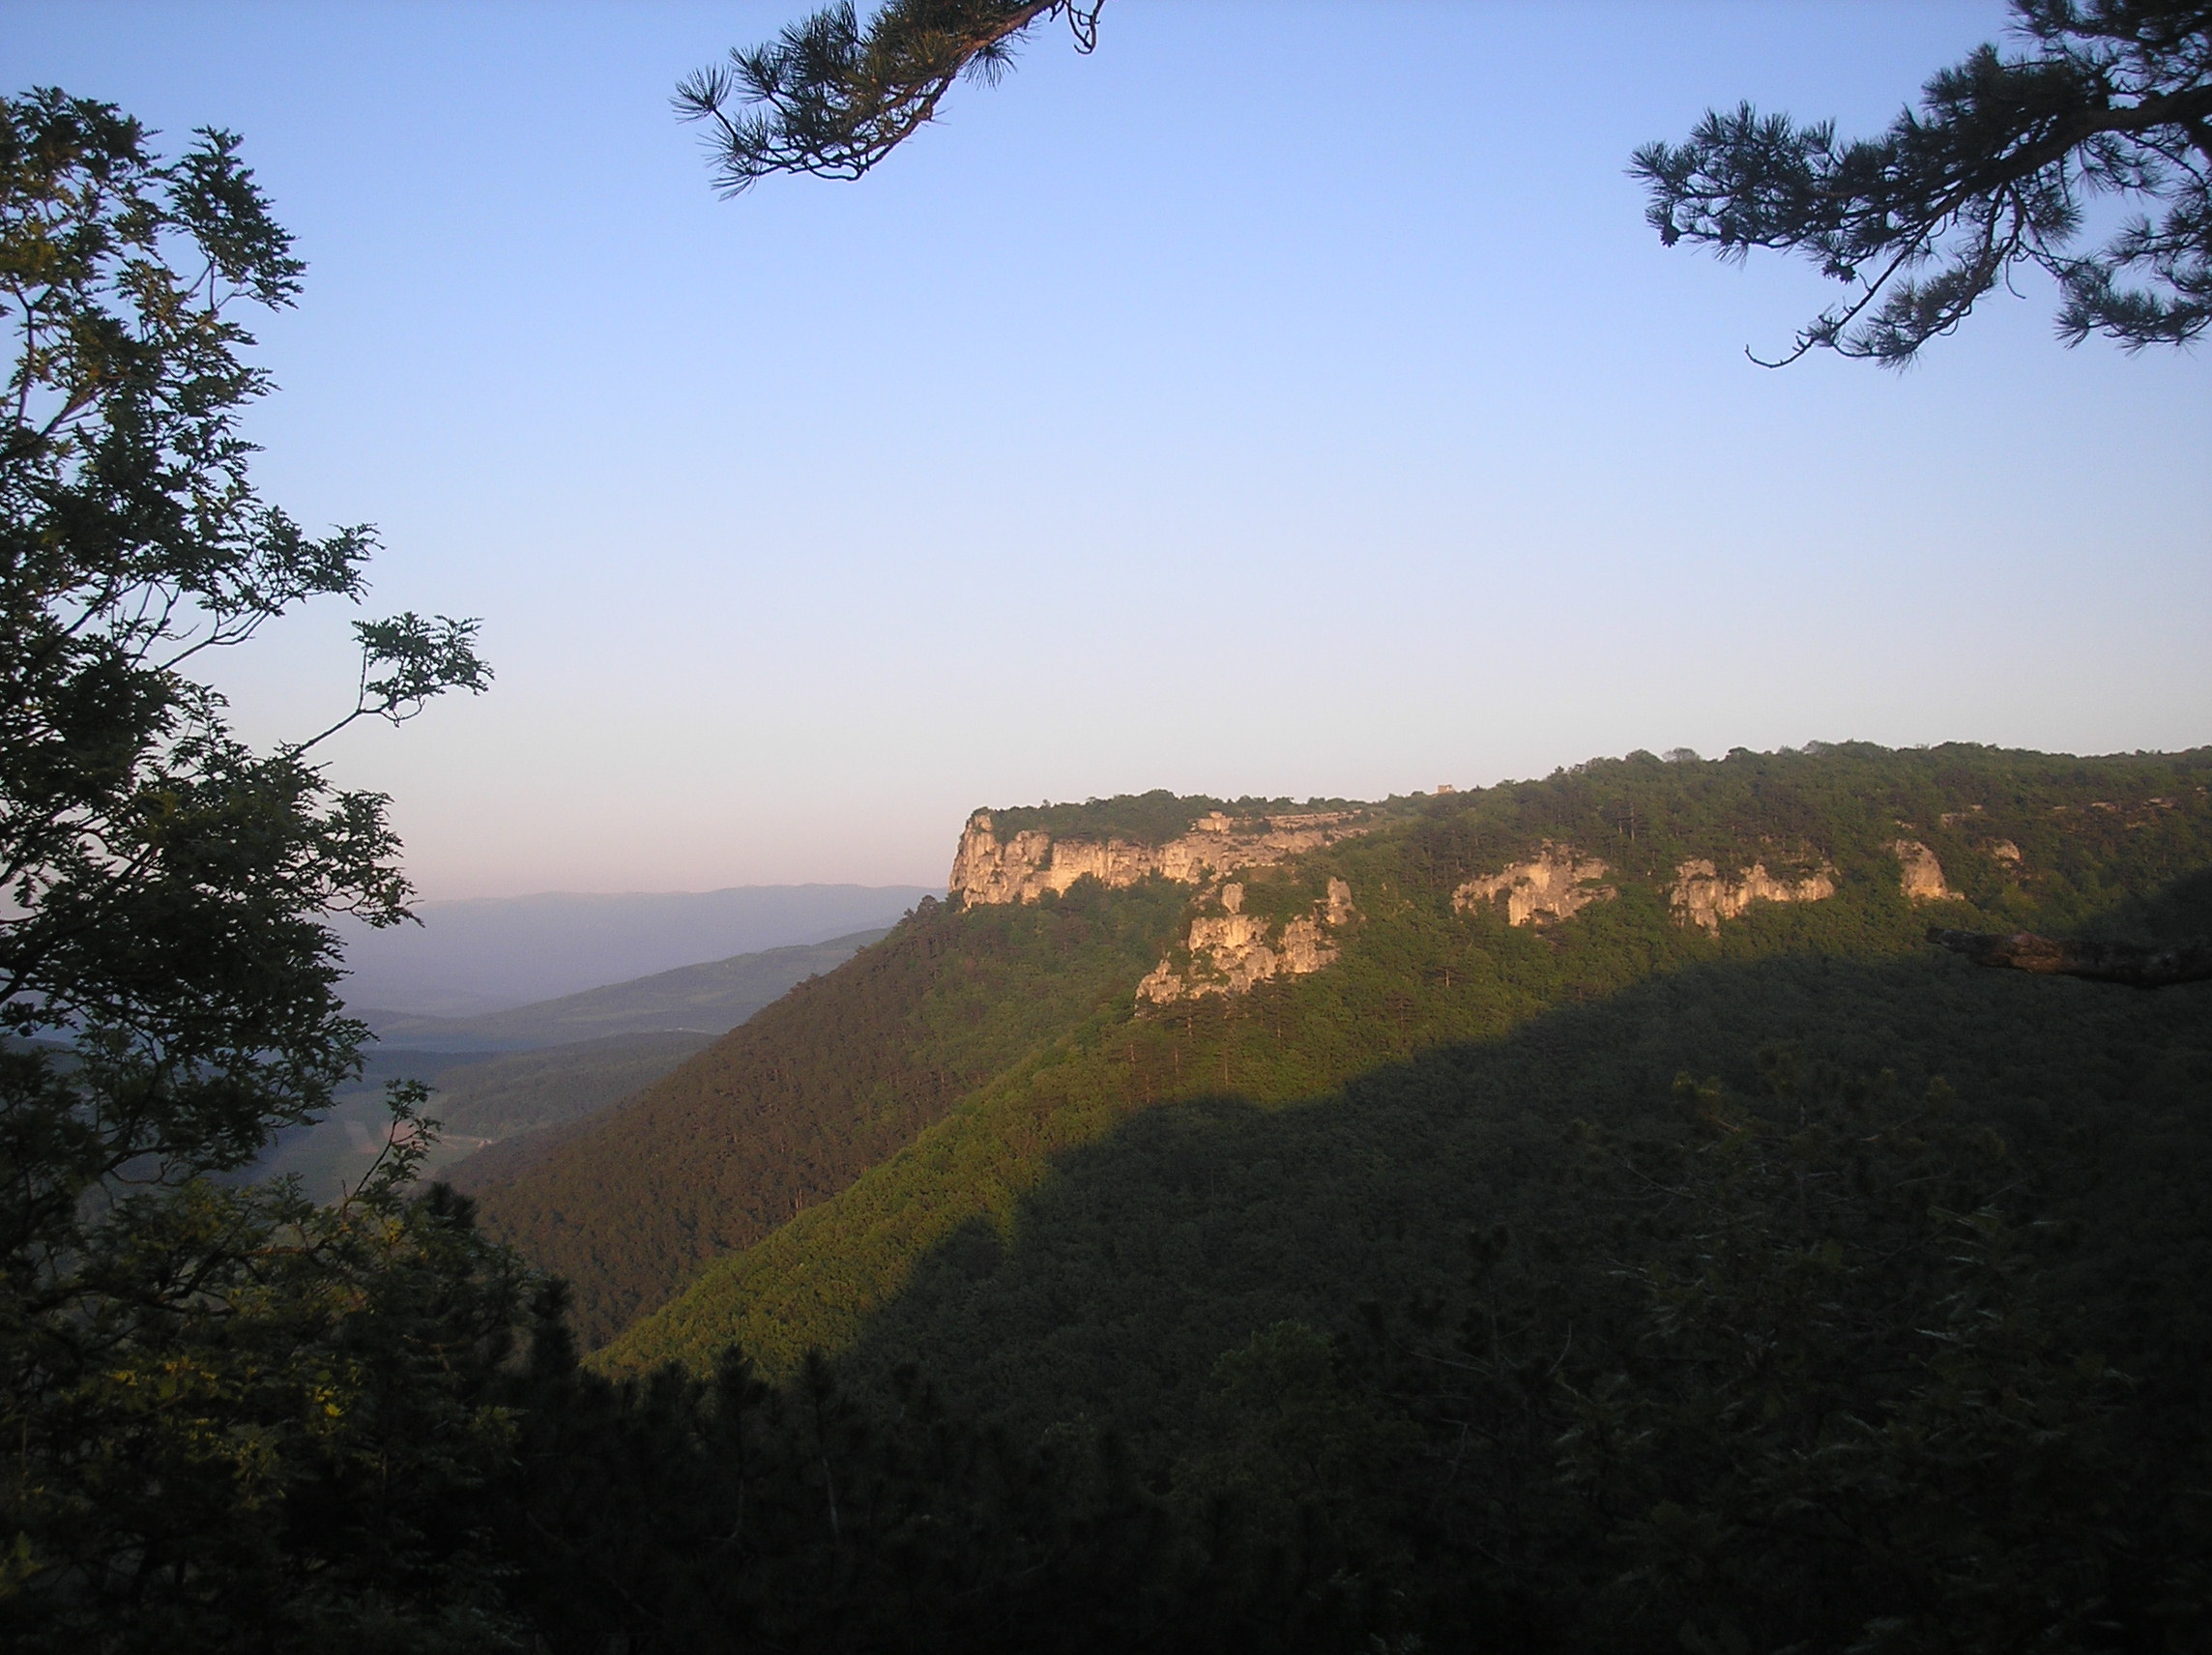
406;881;941;907
337;883;935;1015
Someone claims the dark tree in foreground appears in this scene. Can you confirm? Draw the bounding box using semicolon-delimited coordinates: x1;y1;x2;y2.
675;0;1101;193
1;90;521;1651
1634;0;2212;363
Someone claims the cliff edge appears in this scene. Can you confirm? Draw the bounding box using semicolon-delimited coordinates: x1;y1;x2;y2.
947;806;1372;906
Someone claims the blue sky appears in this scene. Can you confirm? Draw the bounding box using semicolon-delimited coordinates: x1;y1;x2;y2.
9;2;2207;896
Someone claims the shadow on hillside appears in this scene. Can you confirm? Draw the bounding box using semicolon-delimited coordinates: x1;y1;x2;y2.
834;898;2212;1450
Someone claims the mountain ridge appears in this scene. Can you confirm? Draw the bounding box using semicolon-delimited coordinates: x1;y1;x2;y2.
361;928;891;1051
337;883;932;1015
455;744;2211;1379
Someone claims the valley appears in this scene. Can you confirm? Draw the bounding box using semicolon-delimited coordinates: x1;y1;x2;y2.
255;927;895;1202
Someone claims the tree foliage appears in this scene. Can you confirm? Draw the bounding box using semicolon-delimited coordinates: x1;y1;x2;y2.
1635;1;2212;363
6;1113;533;1653
0;87;491;1171
675;0;1102;194
0;90;516;1650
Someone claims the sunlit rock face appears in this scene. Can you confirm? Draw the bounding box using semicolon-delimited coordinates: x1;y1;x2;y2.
1670;858;1837;934
947;810;1369;906
1891;839;1957;901
1452;843;1615;927
1137;878;1356;1005
1991;840;2023;864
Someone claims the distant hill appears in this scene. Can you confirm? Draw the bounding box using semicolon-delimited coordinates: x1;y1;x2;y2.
361;929;891;1052
448;744;2212;1384
454;891;1186;1345
337;884;933;1016
257;930;896;1203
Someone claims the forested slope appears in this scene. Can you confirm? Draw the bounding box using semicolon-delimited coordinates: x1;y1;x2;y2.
837;930;2212;1449
598;743;2212;1380
466;883;1189;1345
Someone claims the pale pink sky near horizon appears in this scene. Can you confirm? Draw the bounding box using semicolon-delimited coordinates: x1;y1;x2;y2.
9;2;2206;897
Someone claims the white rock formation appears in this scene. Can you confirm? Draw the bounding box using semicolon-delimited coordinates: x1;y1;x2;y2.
1138;879;1355;1005
1452;843;1615;927
1892;839;1955;902
1671;858;1838;934
947;809;1369;907
1990;840;2023;864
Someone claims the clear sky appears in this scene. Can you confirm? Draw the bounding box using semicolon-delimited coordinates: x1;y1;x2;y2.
9;2;2207;897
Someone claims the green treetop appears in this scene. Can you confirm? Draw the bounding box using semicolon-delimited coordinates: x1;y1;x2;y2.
1;89;524;1652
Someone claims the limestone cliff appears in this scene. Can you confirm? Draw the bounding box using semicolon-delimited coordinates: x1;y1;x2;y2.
1892;839;1956;902
1671;858;1837;934
1137;878;1356;1005
1453;843;1615;927
947;807;1370;907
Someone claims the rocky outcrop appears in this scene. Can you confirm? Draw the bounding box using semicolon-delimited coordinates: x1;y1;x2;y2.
948;808;1369;906
1137;879;1355;1005
1928;925;2212;989
1671;858;1837;934
1893;839;1955;902
1990;840;2023;864
1453;843;1614;927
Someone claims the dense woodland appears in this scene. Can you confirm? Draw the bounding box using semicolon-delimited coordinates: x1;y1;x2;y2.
463;882;1189;1345
351;740;2212;1653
